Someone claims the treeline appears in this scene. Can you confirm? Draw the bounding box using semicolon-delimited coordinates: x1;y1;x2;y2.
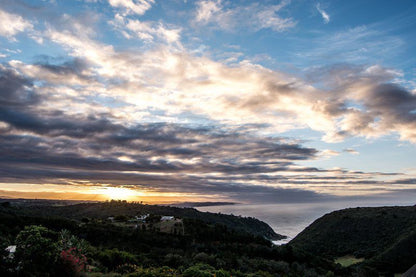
12;200;283;240
0;201;348;276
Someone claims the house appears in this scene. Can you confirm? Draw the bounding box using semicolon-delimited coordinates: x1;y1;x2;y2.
403;264;416;277
158;218;184;235
135;214;149;222
161;216;174;221
5;245;16;259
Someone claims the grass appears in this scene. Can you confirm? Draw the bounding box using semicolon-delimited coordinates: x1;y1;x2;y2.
335;256;364;267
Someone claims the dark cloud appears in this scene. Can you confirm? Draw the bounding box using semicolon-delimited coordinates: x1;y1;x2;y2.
303;63;416;142
367;83;416;123
35;58;89;78
393;178;416;185
0;67;36;107
343;148;359;154
2;60;414;203
0;63;326;203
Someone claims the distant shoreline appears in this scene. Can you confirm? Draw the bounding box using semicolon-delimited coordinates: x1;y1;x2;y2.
166;201;238;208
0;198;239;208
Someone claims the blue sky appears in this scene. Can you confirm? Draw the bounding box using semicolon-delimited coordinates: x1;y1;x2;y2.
0;0;415;203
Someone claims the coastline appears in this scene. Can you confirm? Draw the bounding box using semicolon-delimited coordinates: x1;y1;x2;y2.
197;198;416;244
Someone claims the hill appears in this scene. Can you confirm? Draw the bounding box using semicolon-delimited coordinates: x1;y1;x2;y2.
289;205;416;274
0;199;343;276
1;199;284;240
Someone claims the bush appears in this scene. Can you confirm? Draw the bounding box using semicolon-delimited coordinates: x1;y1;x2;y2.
14;225;59;276
97;248;138;271
183;263;216;277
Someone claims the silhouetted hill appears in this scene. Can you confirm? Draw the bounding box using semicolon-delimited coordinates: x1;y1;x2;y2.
2;199;284;240
289;205;416;274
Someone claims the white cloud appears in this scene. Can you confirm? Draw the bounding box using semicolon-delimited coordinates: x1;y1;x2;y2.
195;0;222;23
320;149;340;159
111;14;181;43
296;26;404;65
254;1;297;32
108;0;154;16
316;3;330;24
18;15;416;145
193;0;296;32
0;9;33;40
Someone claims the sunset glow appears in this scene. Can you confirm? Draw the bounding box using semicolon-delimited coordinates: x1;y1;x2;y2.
95;187;139;201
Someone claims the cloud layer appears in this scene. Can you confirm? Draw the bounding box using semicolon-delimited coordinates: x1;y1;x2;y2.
0;1;415;202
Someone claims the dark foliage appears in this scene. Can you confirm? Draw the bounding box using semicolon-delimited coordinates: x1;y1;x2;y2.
289;205;416;274
0;200;344;276
11;200;284;240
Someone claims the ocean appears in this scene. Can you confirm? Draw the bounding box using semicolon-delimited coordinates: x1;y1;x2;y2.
197;198;416;245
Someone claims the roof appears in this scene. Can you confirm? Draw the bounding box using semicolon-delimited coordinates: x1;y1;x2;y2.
403;264;416;277
6;245;16;253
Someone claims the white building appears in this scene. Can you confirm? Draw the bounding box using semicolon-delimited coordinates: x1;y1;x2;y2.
5;245;16;259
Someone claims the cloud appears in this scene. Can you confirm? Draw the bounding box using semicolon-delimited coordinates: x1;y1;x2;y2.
13;13;416;145
0;65;37;107
193;0;296;32
3;7;405;147
0;64;411;201
108;0;155;16
295;26;404;65
3;62;401;202
0;8;33;40
316;3;330;24
320;149;340;158
1;7;415;203
11;58;92;86
302;63;416;142
343;148;359;155
194;0;222;23
111;13;182;43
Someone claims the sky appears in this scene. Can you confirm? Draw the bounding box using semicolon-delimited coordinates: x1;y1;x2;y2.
0;0;415;204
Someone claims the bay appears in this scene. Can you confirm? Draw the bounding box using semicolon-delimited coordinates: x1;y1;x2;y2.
197;198;416;245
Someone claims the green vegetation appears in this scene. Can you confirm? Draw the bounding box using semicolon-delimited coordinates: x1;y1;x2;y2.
14;200;284;240
289;205;416;275
0;200;344;276
335;256;364;267
2;200;416;276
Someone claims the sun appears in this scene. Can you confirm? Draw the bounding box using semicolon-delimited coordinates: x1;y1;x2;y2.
100;187;137;201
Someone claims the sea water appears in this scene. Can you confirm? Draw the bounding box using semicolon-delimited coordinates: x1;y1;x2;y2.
197;198;416;245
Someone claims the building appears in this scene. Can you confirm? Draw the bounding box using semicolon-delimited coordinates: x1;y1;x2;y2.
161;216;174;221
5;245;16;259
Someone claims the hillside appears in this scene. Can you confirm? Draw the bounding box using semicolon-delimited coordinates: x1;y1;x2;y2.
0;200;344;276
2;199;284;240
289;205;416;274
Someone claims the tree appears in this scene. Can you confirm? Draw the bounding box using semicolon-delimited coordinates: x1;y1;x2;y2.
14;225;59;276
58;229;89;253
0;235;11;275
